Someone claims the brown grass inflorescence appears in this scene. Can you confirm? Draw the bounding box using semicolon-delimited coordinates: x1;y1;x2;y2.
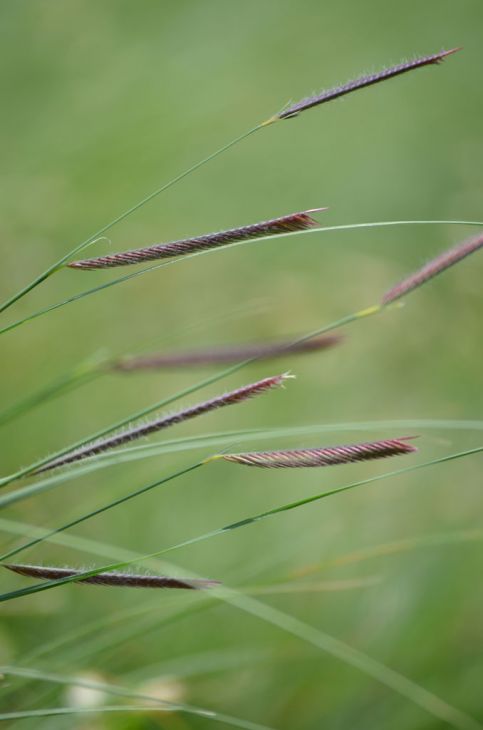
383;230;483;304
4;564;219;590
271;49;460;122
35;373;292;474
112;334;343;371
68;209;326;270
218;437;418;468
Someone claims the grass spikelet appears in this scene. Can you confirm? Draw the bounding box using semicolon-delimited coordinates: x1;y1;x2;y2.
35;373;292;474
3;564;218;590
217;437;417;468
112;334;343;371
269;48;460;122
68;209;326;270
383;230;483;304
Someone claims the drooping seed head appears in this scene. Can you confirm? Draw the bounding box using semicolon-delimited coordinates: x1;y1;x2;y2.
68;209;326;270
3;563;219;590
112;334;343;372
383;230;483;305
219;437;417;468
34;373;292;474
268;48;460;122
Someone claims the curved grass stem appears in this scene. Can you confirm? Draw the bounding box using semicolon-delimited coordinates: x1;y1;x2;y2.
0;125;263;315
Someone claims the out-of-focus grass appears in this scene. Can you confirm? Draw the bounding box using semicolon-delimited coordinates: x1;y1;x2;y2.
0;1;482;728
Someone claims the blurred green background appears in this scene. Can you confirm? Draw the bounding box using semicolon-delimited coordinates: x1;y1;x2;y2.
0;1;482;728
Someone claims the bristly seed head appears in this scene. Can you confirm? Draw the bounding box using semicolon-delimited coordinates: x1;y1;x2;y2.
68;208;326;270
3;563;219;590
273;48;460;122
219;437;418;468
34;373;291;474
112;334;344;372
383;230;483;305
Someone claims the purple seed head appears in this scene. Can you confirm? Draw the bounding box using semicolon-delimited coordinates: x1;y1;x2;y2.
220;437;418;468
383;230;483;305
68;209;326;270
276;48;460;121
34;373;291;474
4;563;219;590
112;334;344;372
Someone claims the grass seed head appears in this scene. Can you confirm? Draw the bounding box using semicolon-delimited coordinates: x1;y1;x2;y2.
4;563;219;590
219;437;418;468
383;230;483;305
271;48;460;122
68;209;326;270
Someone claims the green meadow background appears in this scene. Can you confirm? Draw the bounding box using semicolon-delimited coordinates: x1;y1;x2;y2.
0;1;482;728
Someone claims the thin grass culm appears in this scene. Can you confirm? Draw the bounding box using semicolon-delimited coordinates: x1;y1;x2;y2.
34;373;291;474
264;48;460;123
211;437;418;468
68;209;326;270
383;229;483;304
112;334;343;371
3;564;218;590
0;124;264;315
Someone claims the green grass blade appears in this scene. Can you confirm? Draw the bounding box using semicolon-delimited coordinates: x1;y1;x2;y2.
0;460;204;562
213;589;482;730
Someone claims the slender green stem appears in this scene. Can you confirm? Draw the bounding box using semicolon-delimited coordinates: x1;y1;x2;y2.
0;460;204;562
0;125;263;315
156;446;483;556
0;305;378;488
1;218;481;337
